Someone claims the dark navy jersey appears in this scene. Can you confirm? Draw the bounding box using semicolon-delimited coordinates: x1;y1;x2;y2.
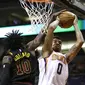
8;49;39;85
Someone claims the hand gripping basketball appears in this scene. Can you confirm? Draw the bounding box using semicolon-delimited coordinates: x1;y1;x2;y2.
58;11;75;28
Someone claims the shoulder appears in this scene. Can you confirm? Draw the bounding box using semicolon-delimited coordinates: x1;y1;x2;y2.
38;56;43;61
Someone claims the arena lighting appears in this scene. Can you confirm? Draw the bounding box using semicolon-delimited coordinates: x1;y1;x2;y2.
0;24;43;38
0;19;83;38
37;42;85;51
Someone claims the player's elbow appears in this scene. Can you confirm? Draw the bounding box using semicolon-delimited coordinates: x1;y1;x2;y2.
79;38;84;45
77;40;84;47
81;39;84;44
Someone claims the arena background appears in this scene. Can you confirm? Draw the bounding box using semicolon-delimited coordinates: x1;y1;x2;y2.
0;0;85;85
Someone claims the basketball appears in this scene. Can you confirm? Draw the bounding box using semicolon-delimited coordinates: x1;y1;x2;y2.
58;11;75;28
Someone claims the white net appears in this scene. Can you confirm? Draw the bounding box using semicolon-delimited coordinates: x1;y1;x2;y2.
19;0;54;30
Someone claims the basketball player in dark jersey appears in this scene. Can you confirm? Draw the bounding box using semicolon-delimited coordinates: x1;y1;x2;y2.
0;29;46;85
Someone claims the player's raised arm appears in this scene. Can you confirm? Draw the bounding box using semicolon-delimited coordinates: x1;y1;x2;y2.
42;18;60;58
65;15;84;63
26;9;66;51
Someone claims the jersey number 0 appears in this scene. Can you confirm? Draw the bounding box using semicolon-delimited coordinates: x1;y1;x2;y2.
57;63;63;75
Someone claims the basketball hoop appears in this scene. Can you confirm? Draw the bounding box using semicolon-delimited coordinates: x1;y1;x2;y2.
19;0;54;31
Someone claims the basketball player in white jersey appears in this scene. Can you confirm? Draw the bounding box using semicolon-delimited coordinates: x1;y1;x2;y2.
38;14;84;85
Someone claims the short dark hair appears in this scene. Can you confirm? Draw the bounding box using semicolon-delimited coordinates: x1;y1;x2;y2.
53;35;61;40
5;30;23;50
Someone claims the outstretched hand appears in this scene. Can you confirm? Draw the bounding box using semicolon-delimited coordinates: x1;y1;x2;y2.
52;9;66;18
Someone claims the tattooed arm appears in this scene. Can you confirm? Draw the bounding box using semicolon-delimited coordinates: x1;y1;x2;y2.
65;15;84;63
26;30;46;51
42;19;60;58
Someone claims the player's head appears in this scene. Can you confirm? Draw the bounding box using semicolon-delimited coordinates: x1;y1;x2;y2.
52;36;62;52
5;30;23;50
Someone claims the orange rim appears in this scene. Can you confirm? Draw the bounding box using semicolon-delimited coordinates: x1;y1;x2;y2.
26;0;52;3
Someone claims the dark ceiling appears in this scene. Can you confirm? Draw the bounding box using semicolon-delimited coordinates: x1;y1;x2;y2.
53;0;85;19
0;0;28;26
0;0;85;27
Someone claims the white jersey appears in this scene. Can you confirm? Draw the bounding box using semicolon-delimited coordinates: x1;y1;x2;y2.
38;51;68;85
